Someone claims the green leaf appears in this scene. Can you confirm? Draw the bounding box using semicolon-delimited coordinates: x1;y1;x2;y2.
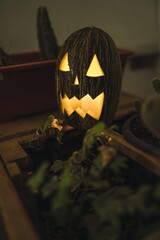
69;151;82;165
27;161;50;192
89;180;110;191
98;145;117;168
50;160;64;173
93;192;125;223
51;167;72;211
41;176;57;198
126;186;151;215
42;115;54;132
89;154;103;179
81;122;105;160
70;175;82;192
109;155;128;174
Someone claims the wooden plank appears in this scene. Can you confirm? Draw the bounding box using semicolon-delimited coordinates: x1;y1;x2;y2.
0;112;52;142
144;231;160;240
105;129;160;176
0;140;28;169
6;162;23;190
0;158;40;240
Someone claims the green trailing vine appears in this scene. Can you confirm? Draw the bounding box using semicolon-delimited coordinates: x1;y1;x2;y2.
28;115;63;149
27;122;160;240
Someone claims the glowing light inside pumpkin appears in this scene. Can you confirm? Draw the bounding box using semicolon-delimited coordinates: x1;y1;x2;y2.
86;54;104;77
60;92;104;120
59;52;70;71
59;53;105;77
74;76;79;85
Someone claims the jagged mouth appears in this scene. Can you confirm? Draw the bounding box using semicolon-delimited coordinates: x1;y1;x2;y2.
60;92;104;120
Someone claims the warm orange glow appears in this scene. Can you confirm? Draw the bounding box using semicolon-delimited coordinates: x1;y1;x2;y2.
60;92;104;120
74;76;79;85
86;54;104;77
59;52;70;71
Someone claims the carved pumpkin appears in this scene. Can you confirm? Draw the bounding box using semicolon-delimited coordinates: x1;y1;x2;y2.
56;27;122;129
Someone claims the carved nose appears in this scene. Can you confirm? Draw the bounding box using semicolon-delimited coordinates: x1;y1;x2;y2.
74;75;79;85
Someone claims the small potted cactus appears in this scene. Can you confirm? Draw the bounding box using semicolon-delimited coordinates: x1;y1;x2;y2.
122;78;160;158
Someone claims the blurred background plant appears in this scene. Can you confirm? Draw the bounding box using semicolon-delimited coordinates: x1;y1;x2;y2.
0;45;10;66
141;78;160;138
37;6;59;60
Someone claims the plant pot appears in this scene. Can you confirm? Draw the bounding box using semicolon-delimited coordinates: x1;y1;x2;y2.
122;115;160;158
118;48;133;72
0;52;58;122
0;49;133;123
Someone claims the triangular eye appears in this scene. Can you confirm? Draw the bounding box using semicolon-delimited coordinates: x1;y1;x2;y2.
59;52;70;71
86;54;104;77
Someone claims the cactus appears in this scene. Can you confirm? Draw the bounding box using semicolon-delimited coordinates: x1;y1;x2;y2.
141;94;160;138
152;78;160;94
140;78;160;138
37;6;59;60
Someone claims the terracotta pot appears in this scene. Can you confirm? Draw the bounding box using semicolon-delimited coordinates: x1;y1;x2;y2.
122;115;160;158
0;52;58;122
118;48;133;72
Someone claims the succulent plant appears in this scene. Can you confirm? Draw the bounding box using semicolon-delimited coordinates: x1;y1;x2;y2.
0;46;10;66
141;78;160;138
152;78;160;94
37;6;59;60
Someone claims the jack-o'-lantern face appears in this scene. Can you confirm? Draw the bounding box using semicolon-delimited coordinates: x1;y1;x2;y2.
56;27;122;129
59;52;105;120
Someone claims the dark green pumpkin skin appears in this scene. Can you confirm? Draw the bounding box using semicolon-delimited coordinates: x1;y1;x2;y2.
56;27;122;129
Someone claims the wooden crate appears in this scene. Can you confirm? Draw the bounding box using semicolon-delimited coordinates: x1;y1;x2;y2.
0;125;160;239
0;152;40;240
105;129;160;177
